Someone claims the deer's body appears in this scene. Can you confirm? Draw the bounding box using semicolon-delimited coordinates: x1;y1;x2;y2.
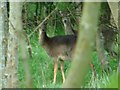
39;24;77;83
39;23;96;84
41;34;76;60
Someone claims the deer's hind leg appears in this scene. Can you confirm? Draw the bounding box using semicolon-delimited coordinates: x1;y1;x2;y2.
60;59;65;83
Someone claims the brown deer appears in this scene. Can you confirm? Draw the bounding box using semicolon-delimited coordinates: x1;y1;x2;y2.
60;11;78;35
39;22;96;84
61;12;111;72
39;23;77;84
60;11;96;77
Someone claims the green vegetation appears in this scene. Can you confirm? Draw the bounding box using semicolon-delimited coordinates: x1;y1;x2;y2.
17;2;118;88
18;31;118;88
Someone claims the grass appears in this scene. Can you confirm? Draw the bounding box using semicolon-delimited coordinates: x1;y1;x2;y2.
18;35;118;88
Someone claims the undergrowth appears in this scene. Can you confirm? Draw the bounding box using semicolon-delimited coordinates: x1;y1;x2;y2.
18;35;118;88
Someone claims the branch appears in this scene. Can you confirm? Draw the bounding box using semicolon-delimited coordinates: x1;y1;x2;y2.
28;7;58;38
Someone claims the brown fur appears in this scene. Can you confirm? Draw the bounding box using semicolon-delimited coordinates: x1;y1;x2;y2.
39;24;77;83
40;32;77;60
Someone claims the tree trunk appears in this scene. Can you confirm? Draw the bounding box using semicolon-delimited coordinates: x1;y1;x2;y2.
118;2;120;72
96;29;109;72
4;2;23;88
62;2;101;88
107;1;118;28
0;2;8;89
75;2;82;24
22;3;27;30
35;2;39;25
22;3;32;58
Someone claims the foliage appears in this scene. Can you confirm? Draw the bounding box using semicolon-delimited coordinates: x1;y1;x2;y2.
18;2;118;88
18;35;118;88
57;2;75;11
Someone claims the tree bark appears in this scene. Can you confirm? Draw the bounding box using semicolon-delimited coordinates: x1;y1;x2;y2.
17;2;33;88
96;28;109;72
0;2;8;89
5;2;18;88
118;1;120;76
62;2;101;88
4;2;23;88
22;3;33;58
107;1;118;28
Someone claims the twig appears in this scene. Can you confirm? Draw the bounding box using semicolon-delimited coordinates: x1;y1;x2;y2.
67;7;78;25
28;7;58;38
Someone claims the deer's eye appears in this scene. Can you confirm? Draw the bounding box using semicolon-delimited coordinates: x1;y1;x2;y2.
63;19;67;24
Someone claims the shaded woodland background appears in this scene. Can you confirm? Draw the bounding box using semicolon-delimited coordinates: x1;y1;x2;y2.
0;1;119;88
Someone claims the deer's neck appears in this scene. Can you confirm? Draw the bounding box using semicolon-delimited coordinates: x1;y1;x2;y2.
40;31;49;45
63;22;74;35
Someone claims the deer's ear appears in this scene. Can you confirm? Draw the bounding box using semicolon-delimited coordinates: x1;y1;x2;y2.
39;29;42;35
59;10;62;14
59;10;63;16
67;13;70;17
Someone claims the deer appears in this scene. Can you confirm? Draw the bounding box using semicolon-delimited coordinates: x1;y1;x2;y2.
60;11;96;77
60;11;113;73
39;22;97;84
39;23;77;84
60;11;78;35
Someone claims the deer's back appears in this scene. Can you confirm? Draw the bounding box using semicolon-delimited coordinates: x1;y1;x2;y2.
43;35;77;60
